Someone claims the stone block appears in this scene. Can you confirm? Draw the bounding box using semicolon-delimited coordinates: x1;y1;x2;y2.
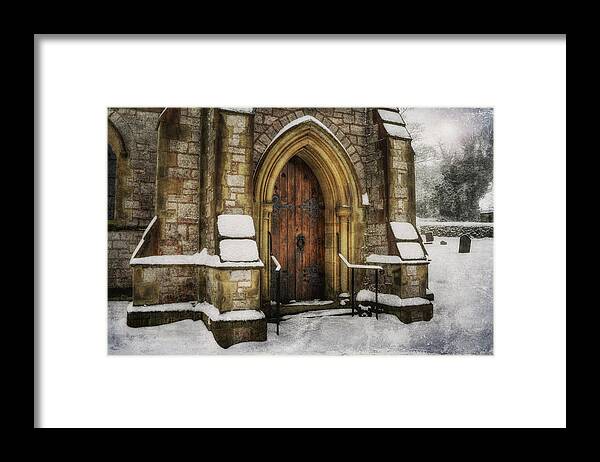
398;264;428;299
226;174;245;187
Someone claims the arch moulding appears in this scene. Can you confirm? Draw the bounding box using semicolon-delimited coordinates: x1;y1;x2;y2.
253;117;365;303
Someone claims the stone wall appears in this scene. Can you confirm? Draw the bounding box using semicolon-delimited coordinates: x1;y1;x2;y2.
108;229;143;298
107;108;161;298
199;109;218;254
252;108;389;264
359;263;428;299
216;111;254;216
203;268;261;312
253;108;368;192
396;264;428;299
155;108;201;255
132;266;198;306
362;109;389;258
107;108;160;228
385;137;416;226
418;223;494;238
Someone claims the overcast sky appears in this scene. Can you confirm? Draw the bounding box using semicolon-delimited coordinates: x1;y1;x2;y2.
403;107;493;152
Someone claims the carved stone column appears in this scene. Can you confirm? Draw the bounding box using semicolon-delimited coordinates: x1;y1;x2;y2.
336;205;352;294
260;201;274;303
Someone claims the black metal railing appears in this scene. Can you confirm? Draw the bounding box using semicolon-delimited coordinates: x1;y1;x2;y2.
269;255;282;335
338;253;384;319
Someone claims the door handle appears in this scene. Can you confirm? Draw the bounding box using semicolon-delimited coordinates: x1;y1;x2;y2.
296;234;305;252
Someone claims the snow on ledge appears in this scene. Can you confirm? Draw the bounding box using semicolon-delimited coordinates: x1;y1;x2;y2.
417;220;494;228
383;123;412;140
218;107;254;114
130;248;264;268
397;242;426;260
366;254;402;264
281;308;353;320
339;253;383;270
284;299;334;306
356;290;430;307
127;301;265;321
366;254;430;265
390;222;419;240
130;254;202;265
219;239;259;262
127;301;197;313
377;109;406;125
263;115;348;157
196;302;265;322
130;215;158;263
217;214;255;238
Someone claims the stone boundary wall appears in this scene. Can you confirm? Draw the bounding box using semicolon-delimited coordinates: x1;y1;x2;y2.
418;223;494;238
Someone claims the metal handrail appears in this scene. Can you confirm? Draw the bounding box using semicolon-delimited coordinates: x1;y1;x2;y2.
271;255;281;272
270;255;282;335
338;253;383;318
338;253;383;271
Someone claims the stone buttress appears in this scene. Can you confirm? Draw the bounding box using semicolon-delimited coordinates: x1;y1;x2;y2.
128;108;266;348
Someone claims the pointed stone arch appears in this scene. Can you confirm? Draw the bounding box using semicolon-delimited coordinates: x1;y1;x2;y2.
108;109;138;160
107;118;133;223
253;116;365;302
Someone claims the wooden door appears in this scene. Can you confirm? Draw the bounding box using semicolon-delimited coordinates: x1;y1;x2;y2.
271;156;325;302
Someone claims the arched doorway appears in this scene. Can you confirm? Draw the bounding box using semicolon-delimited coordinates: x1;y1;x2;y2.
270;156;325;302
254;116;365;305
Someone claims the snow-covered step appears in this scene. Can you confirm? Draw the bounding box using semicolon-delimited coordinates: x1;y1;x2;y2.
281;308;353;321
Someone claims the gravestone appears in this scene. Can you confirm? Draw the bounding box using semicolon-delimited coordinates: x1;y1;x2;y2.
424;231;434;244
459;234;471;253
440;240;447;245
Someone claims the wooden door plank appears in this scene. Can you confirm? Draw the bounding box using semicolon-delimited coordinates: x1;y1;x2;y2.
272;155;325;303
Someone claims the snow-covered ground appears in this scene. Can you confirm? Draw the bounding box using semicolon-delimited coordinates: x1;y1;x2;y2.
108;236;493;355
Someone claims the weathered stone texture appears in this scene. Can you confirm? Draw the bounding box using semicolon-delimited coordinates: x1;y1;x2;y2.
386;137;416;225
204;267;261;312
155;108;202;255
395;264;428;299
108;230;144;297
107;108;161;298
418;223;493;238
253;108;369;192
108;108;160;227
199;109;218;254
132;266;199;306
216;111;254;217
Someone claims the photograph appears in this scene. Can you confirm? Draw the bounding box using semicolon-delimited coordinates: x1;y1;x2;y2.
35;35;566;429
107;107;494;354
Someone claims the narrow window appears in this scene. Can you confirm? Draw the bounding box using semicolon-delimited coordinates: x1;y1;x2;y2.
108;144;117;220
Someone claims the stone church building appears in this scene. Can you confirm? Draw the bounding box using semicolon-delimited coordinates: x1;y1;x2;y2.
108;108;433;348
